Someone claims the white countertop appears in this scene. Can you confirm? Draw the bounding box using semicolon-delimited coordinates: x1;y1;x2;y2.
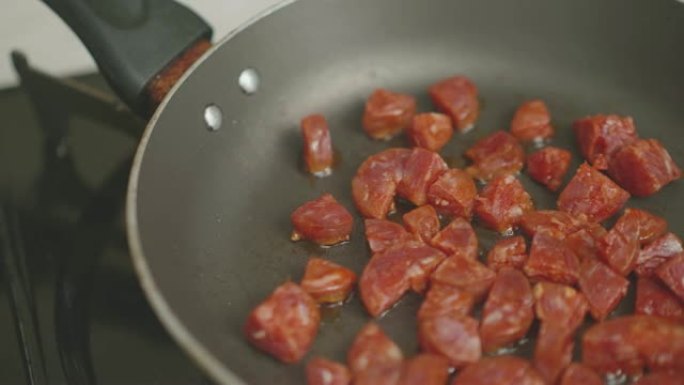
0;0;282;88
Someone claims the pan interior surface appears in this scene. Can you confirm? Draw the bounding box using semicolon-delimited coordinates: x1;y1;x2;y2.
128;0;684;383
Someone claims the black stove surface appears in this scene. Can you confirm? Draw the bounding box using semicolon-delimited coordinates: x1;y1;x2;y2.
0;53;209;385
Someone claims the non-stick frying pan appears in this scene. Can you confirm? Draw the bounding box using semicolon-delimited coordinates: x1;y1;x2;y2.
42;0;684;383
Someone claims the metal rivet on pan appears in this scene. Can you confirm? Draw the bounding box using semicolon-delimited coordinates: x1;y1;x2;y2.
203;104;223;131
238;68;260;95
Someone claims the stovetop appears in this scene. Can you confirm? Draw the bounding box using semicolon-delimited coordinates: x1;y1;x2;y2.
0;52;210;385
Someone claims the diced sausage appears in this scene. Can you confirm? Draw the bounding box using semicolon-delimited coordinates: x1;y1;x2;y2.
474;175;534;233
526;146;572;191
533;282;588;332
360;242;446;316
598;210;640;276
564;224;607;261
397;148;448;206
291;193;354;245
533;325;574;384
427;169;477;219
300;258;357;304
632;370;684;385
582;315;684;375
618;208;668;246
465;131;525;182
486;236;528;272
573;114;637;169
352;148;411;219
418;283;474;321
244;282;320;363
635;277;684;322
510;99;554;143
524;231;580;285
428;75;479;132
407;113;454;152
657;254;684;302
452;356;545;385
608;138;682;197
347;322;403;374
480;268;534;352
397;354;450;385
557;162;630;223
429;217;478;259
418;312;481;367
578;257;629;321
306;357;351;385
301;114;333;176
519;210;587;240
403;205;441;243
559;364;603;385
364;218;419;254
636;232;684;276
354;365;402;385
430;254;496;301
362;89;416;140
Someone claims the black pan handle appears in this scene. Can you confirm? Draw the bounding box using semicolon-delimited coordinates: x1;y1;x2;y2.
42;0;213;116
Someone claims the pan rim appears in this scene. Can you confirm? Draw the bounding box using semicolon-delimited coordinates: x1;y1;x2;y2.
126;0;299;384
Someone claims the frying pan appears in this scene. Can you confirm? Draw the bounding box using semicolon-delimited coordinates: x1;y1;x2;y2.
42;0;684;383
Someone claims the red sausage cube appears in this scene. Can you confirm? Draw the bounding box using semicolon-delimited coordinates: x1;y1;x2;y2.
397;354;450;385
621;208;668;245
533;282;588;332
578;258;629;320
300;258;357;304
573;114;637;169
511;99;553;142
429;217;478;259
533;325;574;384
403;205;440;243
636;232;684;276
520;210;587;240
418;313;481;367
633;371;684;385
559;363;603;385
657;254;684;302
244;282;320;363
510;99;554;142
598;210;641;276
301;114;333;176
430;254;496;301
427;168;477;219
397;148;448;206
360;242;446;316
348;322;403;374
352;148;411;219
407;113;454;152
565;225;607;262
582;315;684;375
480;268;534;352
428;75;479;132
452;356;546;385
465;131;525;182
291;193;354;245
557;163;630;223
362;89;416;140
364;218;418;254
635;277;684;322
608;138;682;197
524;231;580;285
306;358;351;385
526;147;572;191
418;284;475;321
475;175;534;233
486;236;528;272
